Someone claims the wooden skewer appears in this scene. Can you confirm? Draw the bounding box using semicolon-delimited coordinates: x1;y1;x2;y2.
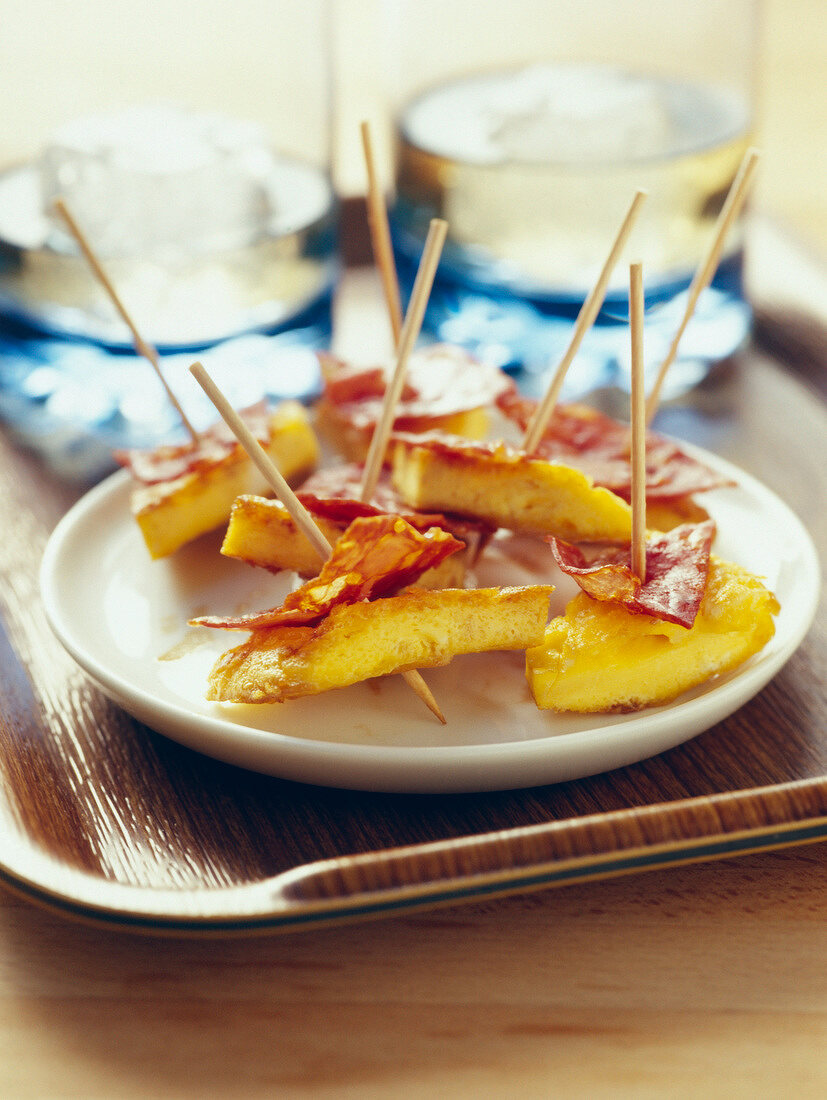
361;120;403;348
645;147;760;424
190;362;330;560
53;197;199;446
354;217;448;726
359;217;448;504
189;361;446;725
522;188;648;453
629;262;647;584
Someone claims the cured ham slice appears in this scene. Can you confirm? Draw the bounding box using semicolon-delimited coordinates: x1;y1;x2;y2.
497;391;732;502
549;520;716;629
317;345;515;460
194;514;463;630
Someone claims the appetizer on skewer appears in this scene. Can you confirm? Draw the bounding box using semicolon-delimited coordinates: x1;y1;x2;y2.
495;390;730;530
390;431;634;542
199;513;552;704
527;262;778;715
221;463;492;586
526;531;779;713
194;513;465;631
116;400;319;559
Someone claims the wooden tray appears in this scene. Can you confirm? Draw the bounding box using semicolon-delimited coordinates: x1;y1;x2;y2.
0;245;825;934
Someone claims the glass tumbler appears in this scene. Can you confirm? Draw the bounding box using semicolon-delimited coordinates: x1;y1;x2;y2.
384;0;758;400
0;0;335;480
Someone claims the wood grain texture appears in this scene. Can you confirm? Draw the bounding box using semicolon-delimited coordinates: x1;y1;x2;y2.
1;844;825;1098
0;244;825;929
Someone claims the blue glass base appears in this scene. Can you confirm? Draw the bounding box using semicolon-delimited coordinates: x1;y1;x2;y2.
393;241;751;402
0;288;333;483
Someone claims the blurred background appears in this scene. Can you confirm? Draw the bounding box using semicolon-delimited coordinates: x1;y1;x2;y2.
0;0;823;250
0;0;824;482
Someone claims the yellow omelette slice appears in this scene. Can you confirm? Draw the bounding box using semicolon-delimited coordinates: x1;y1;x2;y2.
526;557;779;713
391;433;633;542
132;401;319;559
207;584;552;704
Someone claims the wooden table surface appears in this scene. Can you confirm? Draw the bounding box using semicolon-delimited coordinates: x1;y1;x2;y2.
1;846;824;1098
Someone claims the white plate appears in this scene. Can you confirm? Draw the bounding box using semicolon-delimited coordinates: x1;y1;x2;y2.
40;449;820;793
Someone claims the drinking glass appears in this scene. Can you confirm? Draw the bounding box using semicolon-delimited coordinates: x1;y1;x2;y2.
0;0;335;479
384;0;758;399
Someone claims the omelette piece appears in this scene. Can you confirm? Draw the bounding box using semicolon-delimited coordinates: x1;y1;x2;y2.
221;494;348;577
526;557;779;713
391;433;633;542
129;402;319;559
645;496;711;533
207;584;553;704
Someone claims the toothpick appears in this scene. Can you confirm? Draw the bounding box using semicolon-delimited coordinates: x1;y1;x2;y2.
189;361;446;724
400;670;445;723
629;263;647;584
522;188;648;453
189;361;330;560
361;120;403;348
53;197;199;445
359;217;448;504
354;215;446;726
350;217;449;723
645;147;760;424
